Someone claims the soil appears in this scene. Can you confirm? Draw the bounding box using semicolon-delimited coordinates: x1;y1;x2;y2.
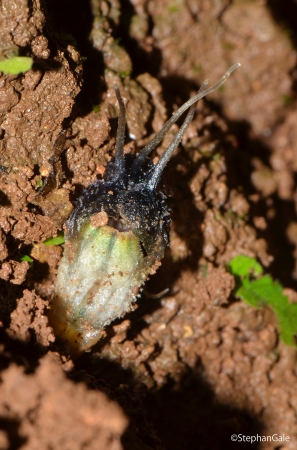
1;0;297;449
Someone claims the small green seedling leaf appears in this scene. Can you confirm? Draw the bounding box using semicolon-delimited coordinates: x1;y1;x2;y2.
236;275;285;308
277;303;297;346
0;57;33;75
228;254;263;278
119;70;131;78
228;255;297;347
93;104;100;113
43;231;65;246
19;254;33;263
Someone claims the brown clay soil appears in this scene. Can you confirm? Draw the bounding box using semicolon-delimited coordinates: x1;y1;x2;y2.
1;0;297;449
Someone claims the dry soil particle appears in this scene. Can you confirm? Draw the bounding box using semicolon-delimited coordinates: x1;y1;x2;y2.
145;0;296;137
0;354;127;450
7;289;55;346
0;0;82;288
0;54;81;168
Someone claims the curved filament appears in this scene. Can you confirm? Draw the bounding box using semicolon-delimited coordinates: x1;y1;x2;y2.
147;79;208;189
146;63;241;190
114;86;126;175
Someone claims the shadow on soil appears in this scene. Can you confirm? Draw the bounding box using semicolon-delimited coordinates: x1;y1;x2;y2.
267;0;297;91
0;418;27;450
144;369;263;450
72;352;264;450
43;0;105;113
0;329;264;450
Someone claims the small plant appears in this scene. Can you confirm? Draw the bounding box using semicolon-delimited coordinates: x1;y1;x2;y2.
19;254;33;263
0;56;33;75
43;231;65;246
281;94;293;106
228;255;297;347
93;104;100;113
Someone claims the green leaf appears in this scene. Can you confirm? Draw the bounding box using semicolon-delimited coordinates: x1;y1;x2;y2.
228;255;263;278
235;275;285;308
277;305;297;346
93;104;100;113
0;57;33;75
19;254;33;263
43;232;65;246
229;255;297;347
